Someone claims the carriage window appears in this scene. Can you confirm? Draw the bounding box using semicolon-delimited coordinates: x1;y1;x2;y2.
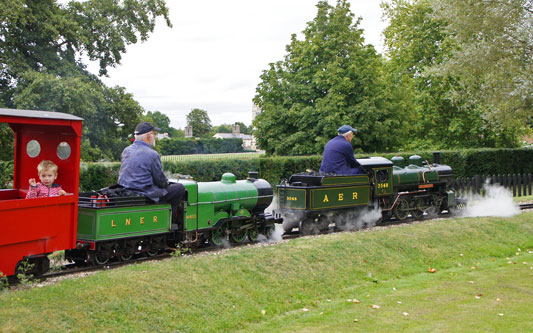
376;169;389;182
26;140;41;158
57;142;71;160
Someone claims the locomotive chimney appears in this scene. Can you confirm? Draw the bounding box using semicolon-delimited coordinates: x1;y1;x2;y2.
433;151;441;165
248;171;259;180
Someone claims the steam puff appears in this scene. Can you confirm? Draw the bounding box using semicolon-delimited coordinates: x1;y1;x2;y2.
257;224;284;243
460;183;520;218
334;207;382;231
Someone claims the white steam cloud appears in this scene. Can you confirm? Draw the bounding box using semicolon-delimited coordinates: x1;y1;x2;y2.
257;224;284;243
458;183;520;218
334;207;383;231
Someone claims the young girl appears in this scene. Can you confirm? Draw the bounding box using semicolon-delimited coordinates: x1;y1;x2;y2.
26;160;67;198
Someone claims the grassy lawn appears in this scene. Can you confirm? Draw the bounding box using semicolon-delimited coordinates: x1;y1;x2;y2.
1;212;532;332
515;194;533;203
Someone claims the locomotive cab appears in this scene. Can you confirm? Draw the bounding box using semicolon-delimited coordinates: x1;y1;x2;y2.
356;157;394;197
0;109;83;277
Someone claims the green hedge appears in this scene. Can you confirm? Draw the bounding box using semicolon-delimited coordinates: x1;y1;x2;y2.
158;138;245;155
79;162;121;192
257;148;533;186
258;155;322;186
162;159;259;182
3;148;532;192
0;160;14;188
376;148;533;178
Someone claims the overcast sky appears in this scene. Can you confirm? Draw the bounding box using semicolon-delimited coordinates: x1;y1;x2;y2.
89;0;388;129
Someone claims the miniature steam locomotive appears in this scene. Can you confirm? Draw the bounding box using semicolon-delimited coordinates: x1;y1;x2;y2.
276;153;455;234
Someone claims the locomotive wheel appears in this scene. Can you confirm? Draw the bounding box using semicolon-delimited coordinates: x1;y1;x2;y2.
230;229;247;243
263;225;275;238
411;198;426;219
120;254;133;261
299;220;319;235
248;228;259;242
145;249;159;257
317;215;331;232
209;224;226;246
394;198;410;220
94;251;110;265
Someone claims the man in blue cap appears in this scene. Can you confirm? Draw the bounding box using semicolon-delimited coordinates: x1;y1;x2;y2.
118;122;186;226
319;125;363;175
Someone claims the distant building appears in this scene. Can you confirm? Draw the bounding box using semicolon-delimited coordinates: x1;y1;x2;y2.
251;104;262;150
156;132;170;140
252;104;262;120
184;126;193;138
213;124;255;150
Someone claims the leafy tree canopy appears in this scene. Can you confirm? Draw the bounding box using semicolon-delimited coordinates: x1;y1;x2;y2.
213;124;233;133
0;0;171;160
212;122;251;135
186;108;212;138
381;0;524;148
253;0;405;155
144;110;182;138
429;0;532;140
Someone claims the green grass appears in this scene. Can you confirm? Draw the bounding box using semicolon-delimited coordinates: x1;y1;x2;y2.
1;212;532;332
515;194;533;203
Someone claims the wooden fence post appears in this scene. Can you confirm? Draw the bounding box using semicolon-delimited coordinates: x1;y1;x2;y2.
474;175;481;195
527;173;531;195
511;174;516;197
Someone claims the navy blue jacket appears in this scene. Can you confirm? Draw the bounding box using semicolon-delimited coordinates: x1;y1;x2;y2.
319;135;363;175
118;140;168;202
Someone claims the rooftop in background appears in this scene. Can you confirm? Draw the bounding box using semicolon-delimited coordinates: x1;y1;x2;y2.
213;133;253;140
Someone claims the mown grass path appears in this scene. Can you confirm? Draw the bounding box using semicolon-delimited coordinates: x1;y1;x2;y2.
1;212;532;332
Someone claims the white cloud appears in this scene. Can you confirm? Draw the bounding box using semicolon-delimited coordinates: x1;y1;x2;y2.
91;0;387;128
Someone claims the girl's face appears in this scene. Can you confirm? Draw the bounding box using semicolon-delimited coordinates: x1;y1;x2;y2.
39;170;57;187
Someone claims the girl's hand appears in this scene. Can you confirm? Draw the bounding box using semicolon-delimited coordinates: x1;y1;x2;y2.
59;190;67;196
29;178;37;186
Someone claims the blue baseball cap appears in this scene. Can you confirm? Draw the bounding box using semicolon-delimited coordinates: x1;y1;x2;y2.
338;125;357;134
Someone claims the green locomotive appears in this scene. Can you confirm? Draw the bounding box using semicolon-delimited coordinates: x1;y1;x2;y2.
66;172;280;265
276;153;456;234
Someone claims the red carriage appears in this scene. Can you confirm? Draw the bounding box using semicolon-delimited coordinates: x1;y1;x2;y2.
0;109;82;276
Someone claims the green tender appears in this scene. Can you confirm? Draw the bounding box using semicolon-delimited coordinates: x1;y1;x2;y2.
310;185;370;210
77;204;172;241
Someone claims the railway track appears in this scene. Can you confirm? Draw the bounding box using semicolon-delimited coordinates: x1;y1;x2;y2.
10;204;532;286
519;203;533;210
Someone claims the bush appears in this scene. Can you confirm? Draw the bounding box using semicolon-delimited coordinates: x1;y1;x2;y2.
377;148;533;178
259;148;533;185
159;138;245;155
163;159;259;182
79;162;121;192
258;155;322;186
4;148;531;192
0;160;13;188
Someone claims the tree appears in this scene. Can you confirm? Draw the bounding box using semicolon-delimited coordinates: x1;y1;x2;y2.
13;71;144;160
382;0;510;148
0;0;171;160
212;122;251;134
186;108;212;138
0;0;171;98
213;124;233;133
145;110;181;138
253;0;405;155
429;0;532;144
